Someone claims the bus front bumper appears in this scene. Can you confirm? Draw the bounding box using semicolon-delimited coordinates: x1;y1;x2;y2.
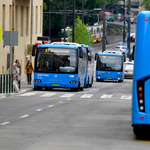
34;82;78;88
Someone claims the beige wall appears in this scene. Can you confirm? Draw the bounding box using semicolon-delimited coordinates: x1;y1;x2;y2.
0;0;43;75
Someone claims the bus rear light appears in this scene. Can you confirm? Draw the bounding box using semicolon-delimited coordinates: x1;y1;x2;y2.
139;99;144;104
140;106;144;111
137;80;145;112
141;116;144;120
119;48;121;51
139;93;143;98
138;87;143;91
70;81;78;83
125;70;128;73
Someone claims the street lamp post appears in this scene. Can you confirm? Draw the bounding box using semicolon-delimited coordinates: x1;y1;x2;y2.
72;0;75;42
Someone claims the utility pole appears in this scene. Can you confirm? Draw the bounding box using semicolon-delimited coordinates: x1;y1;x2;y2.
102;0;106;52
82;0;84;23
49;0;51;42
123;0;125;42
64;0;66;41
12;0;15;73
127;0;131;53
72;0;75;42
30;0;33;61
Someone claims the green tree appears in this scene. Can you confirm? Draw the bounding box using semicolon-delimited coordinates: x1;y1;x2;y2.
141;0;150;10
68;16;93;46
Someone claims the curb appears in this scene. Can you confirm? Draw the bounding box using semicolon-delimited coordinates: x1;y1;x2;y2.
0;88;33;99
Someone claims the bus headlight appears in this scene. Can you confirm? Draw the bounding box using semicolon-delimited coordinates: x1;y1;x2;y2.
34;79;41;82
96;75;100;79
70;81;78;83
140;106;144;111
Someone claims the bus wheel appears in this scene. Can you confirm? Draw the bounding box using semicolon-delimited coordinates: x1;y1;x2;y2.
89;77;93;87
96;79;100;82
86;78;89;88
80;86;84;91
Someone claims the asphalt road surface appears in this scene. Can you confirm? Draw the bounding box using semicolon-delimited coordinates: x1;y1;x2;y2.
0;77;150;150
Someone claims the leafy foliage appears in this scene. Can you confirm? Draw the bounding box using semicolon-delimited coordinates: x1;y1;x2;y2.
68;16;93;46
141;0;150;10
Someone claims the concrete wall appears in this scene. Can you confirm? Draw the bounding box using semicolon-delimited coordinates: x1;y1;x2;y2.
0;0;43;75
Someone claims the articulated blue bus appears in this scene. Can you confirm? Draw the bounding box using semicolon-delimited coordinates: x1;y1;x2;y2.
51;42;95;88
96;53;124;82
32;44;87;91
132;11;150;135
80;45;95;87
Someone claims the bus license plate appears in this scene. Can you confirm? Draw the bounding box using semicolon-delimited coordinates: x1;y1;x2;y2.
107;77;112;80
51;84;60;86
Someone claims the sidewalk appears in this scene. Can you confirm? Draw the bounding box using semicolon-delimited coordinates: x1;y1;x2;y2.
0;75;34;98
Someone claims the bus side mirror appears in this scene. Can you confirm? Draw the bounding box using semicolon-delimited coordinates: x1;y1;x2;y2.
79;48;83;58
95;53;98;60
32;45;36;56
88;55;91;61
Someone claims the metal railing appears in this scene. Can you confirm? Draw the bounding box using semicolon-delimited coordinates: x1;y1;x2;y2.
0;74;21;94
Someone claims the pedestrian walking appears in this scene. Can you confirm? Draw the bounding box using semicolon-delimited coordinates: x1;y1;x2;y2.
12;63;19;93
15;59;21;75
25;60;34;85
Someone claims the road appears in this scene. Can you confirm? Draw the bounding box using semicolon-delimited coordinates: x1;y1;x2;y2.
0;77;150;150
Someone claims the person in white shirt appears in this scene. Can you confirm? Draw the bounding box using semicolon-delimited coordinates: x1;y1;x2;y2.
12;63;19;93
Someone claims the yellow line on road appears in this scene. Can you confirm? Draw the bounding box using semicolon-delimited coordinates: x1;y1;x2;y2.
135;140;150;143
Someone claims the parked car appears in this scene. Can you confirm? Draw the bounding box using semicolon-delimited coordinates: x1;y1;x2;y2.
112;46;127;56
126;17;135;24
103;50;122;54
130;33;136;42
124;62;134;78
119;18;126;22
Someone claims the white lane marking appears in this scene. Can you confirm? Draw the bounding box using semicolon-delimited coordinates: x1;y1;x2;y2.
48;105;54;108
19;92;37;97
66;98;71;100
0;122;10;125
58;101;63;103
20;115;29;119
36;109;43;112
100;95;113;98
80;94;93;98
40;93;56;97
60;94;74;98
121;95;132;99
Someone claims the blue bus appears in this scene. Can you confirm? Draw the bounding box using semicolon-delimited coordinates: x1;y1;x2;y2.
51;42;95;88
96;53;124;82
82;45;95;87
132;11;150;135
32;44;87;91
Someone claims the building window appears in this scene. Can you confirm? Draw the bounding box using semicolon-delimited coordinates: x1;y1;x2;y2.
26;6;29;35
15;5;18;31
9;5;12;31
2;5;5;31
21;6;23;36
40;6;42;32
36;6;38;34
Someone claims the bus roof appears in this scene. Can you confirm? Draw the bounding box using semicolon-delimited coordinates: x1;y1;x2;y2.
37;44;78;49
97;53;123;57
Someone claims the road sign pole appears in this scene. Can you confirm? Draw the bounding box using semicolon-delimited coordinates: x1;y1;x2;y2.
9;32;12;75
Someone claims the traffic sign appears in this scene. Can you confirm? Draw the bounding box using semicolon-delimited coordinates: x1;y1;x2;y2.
122;42;126;46
126;49;129;53
126;33;129;37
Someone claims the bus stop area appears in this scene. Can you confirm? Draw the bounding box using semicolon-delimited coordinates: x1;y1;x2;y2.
0;75;33;98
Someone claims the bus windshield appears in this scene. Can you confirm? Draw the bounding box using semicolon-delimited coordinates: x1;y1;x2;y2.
35;48;77;73
97;55;123;71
